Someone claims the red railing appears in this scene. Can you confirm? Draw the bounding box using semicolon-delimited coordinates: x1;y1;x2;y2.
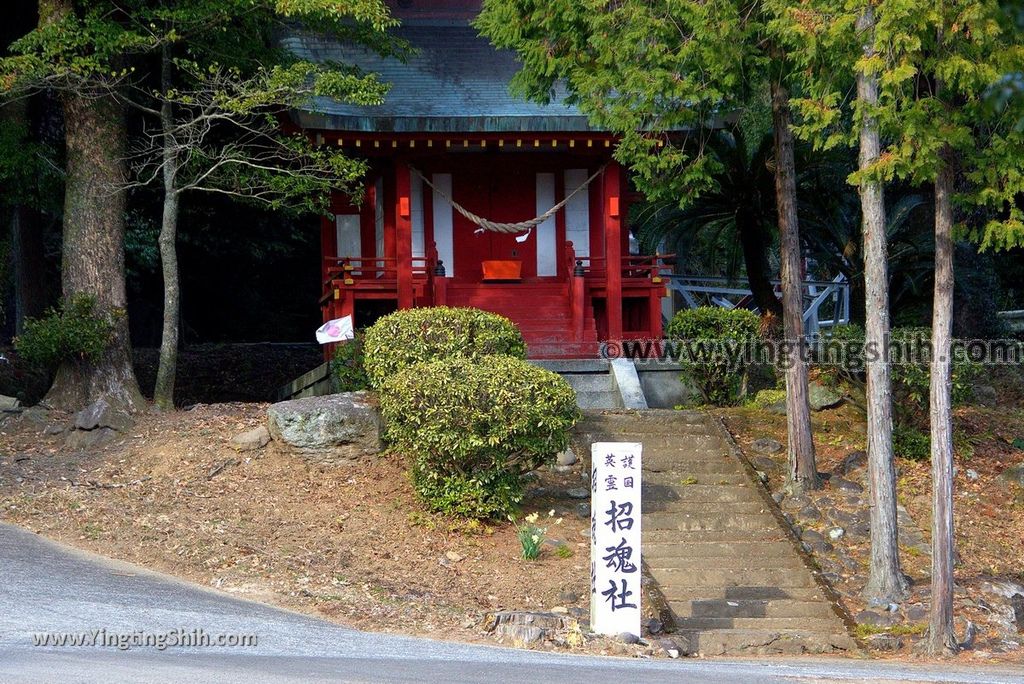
568;252;674;282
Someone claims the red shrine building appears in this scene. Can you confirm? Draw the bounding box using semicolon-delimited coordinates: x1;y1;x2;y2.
288;0;670;358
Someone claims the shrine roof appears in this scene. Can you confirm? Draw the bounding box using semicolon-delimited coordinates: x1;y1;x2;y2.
285;22;597;134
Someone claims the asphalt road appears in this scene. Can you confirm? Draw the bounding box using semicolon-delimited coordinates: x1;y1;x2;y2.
0;522;1020;683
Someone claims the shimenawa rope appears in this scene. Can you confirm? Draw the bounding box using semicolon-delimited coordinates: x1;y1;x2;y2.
409;163;608;235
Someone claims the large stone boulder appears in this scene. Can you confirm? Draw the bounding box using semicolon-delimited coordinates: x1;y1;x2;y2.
266;392;380;465
808;380;844;411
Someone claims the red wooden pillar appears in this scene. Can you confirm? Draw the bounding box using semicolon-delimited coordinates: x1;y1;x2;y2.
395;161;414;309
320;213;335;288
604;160;623;341
649;287;664;339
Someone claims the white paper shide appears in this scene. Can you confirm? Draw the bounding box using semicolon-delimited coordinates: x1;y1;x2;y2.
590;441;642;638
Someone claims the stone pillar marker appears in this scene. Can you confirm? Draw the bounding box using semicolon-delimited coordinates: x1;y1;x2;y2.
590;441;642;638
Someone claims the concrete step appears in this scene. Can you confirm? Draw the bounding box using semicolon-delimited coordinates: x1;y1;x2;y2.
638;497;770;511
672;616;843;632
580;409;708;425
534;359;610;373
609;435;728;450
648;567;820;589
659;585;830;602
563;374;615;393
645;553;808;570
575;390;622;410
670;628;857;656
670;598;839;620
642;460;742;475
643;473;750;486
643;540;799;558
640;484;758;503
581;423;715;436
643;512;779;532
643;529;791;544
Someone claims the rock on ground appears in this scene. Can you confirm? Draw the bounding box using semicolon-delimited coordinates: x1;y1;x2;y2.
266;392;380;465
997;463;1024;487
74;399;134;432
231;425;271;452
482;611;578;647
65;399;135;449
556;448;577;466
751;438;783;454
808;381;844;411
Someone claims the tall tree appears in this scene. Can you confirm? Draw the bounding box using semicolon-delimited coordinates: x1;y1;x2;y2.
119;0;391;409
855;3;910;604
477;0;820;490
774;0;1024;647
1;0;155;412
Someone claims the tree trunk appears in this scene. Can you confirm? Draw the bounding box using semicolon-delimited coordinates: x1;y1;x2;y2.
857;5;909;605
770;77;819;492
43;89;144;413
153;47;180;410
928;148;959;655
736;209;782;317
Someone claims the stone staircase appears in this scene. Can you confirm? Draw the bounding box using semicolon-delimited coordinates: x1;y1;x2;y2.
533;360;622;409
574;410;857;656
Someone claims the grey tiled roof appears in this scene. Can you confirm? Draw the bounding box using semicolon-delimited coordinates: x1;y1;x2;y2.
284;22;597;133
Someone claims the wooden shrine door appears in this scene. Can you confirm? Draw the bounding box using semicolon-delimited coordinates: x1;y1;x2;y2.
452;166;537;281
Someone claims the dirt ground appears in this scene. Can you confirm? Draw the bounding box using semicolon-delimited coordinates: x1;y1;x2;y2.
0;403;661;657
3;390;1022;662
720;402;1024;663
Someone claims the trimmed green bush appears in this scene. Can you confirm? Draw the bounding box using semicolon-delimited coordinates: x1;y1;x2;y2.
665;306;762;406
381;355;580;519
331;333;369;392
14;295;114;369
363;307;526;388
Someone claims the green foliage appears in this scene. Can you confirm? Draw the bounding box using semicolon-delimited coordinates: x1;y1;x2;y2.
749;388;787;409
331;334;369;392
665;307;762;406
14;295;114;368
410;466;523;521
380;355;580;519
818;325;979;415
890;327;979;411
476;0;762;207
893;423;931;462
512;511;558;560
816;323;867;386
363;307;527;389
769;0;1024;250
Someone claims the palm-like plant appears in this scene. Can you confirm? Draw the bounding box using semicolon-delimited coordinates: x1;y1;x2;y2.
633;128;782;315
633;127;934;324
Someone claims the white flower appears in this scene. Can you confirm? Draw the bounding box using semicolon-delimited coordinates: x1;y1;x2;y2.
548;509;556;517
524;512;539;524
531;535;540;543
